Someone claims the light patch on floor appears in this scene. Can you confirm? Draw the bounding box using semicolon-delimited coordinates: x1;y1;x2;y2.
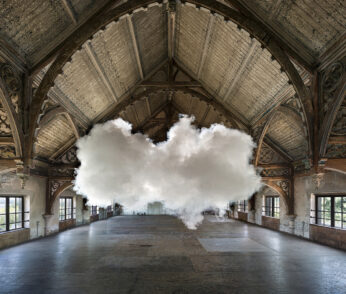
206;216;233;223
198;238;272;252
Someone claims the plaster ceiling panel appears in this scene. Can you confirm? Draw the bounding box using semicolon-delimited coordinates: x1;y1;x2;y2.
175;4;210;76
69;0;108;20
133;99;149;124
275;0;345;56
203;108;221;127
132;5;168;76
227;49;290;122
147;123;164;138
239;0;345;57
54;50;112;121
259;142;287;164
266;110;308;159
124;106;138;128
149;92;167;112
200;17;253;97
173;92;193;113
90;18;140;100
190;100;208;124
34;115;74;158
0;0;73;65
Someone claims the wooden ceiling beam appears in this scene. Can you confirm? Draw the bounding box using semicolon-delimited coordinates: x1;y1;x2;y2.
62;0;78;25
167;0;176;61
145;97;152;116
127;15;144;79
49;137;76;161
84;42;118;103
263;136;293;162
133;99;169;133
197;13;215;79
173;58;249;129
140;81;201;87
223;40;258;102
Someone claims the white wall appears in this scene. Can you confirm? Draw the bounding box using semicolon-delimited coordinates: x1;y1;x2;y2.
0;174;47;239
294;171;346;238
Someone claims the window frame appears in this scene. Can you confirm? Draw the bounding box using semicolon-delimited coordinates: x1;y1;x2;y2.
263;196;280;218
91;206;98;216
237;200;248;212
314;194;346;229
59;197;74;222
0;196;25;232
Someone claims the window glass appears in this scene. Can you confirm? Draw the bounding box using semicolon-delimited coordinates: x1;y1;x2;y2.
60;197;74;221
0;197;6;232
263;196;280;218
314;195;345;229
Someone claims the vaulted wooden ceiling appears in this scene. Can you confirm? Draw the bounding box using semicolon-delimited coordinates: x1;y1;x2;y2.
0;0;344;172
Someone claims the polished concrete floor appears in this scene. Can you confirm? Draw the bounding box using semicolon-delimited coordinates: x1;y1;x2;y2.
0;216;345;294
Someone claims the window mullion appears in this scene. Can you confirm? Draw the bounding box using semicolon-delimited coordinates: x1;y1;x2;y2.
5;197;9;231
331;197;335;227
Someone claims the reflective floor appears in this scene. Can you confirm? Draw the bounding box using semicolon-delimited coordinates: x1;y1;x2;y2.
0;215;345;294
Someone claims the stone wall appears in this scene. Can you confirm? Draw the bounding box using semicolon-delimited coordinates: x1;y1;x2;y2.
310;224;346;250
0;174;46;239
0;228;30;250
0;173;93;249
235;171;346;250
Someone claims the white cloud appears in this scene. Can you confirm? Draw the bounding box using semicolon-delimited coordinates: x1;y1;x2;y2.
73;115;262;229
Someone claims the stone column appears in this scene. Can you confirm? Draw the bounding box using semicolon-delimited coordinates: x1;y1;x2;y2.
287;215;296;234
42;214;54;236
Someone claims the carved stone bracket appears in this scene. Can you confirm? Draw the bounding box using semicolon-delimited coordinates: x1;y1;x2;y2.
319;59;345;157
0;63;21;114
263;179;294;215
46;178;73;214
55;146;78;165
0;63;24;158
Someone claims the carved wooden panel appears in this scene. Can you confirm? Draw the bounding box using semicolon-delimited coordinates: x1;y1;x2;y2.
320;61;344;124
0;145;16;159
258;142;287;164
55;146;78;165
0;63;21;114
0;103;12;135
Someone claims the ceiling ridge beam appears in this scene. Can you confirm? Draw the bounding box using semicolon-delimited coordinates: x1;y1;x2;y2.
62;0;78;25
173;58;249;129
197;13;215;79
127;15;144;79
94;60;169;123
84;42;118;103
167;0;176;60
223;40;258;102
